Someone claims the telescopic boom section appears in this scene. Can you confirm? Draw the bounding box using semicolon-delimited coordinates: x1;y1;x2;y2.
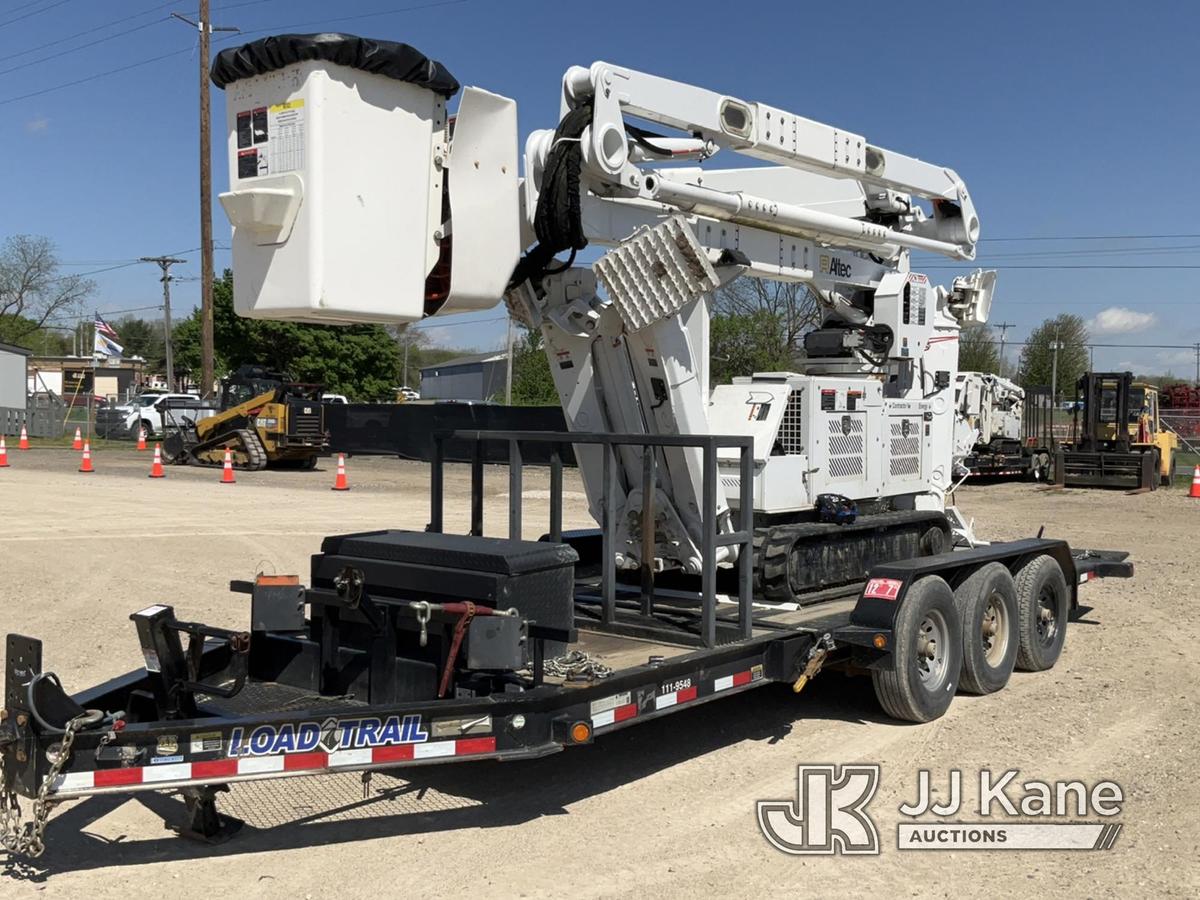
558;62;979;260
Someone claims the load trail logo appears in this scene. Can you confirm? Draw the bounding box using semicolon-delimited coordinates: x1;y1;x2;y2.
229;714;429;757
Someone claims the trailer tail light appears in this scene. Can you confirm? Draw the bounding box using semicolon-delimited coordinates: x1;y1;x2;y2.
864;577;903;601
551;717;594;745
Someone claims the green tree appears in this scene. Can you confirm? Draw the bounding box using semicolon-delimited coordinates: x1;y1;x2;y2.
958;324;1001;375
509;326;558;405
116;316;165;366
710;310;794;385
173;270;401;400
1018;314;1090;401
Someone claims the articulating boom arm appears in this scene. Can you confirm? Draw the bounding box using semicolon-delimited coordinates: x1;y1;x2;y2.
510;62;994;575
550;62;980;261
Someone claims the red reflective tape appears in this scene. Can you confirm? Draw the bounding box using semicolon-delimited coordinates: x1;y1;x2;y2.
455;736;497;756
677;685;698;703
93;767;143;787
372;744;415;763
614;703;638;723
732;670;753;687
283;751;328;771
192;759;238;779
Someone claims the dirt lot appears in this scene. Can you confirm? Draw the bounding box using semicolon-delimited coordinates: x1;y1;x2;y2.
0;447;1197;897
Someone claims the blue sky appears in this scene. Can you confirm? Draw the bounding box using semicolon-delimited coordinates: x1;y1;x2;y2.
2;0;1197;375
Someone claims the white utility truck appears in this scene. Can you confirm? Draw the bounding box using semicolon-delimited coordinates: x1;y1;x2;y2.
954;371;1053;480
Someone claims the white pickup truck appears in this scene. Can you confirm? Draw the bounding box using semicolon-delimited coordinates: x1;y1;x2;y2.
97;392;200;438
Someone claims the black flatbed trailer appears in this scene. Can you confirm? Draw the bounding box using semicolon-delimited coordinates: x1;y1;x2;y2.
963;440;1053;481
0;430;1133;858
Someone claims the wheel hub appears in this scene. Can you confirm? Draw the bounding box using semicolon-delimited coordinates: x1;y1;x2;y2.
915;612;949;687
981;592;1009;665
1035;586;1059;644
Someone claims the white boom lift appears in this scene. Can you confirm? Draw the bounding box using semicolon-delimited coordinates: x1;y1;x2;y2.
954;371;1025;470
216;39;996;603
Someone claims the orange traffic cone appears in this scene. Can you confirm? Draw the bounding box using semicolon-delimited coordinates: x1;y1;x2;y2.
331;453;350;491
136;427;147;451
18;425;29;450
1190;465;1200;499
149;443;165;479
79;441;94;473
220;447;236;484
0;436;9;468
72;427;83;451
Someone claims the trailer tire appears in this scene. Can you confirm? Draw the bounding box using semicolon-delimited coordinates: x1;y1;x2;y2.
871;576;962;723
1014;555;1068;672
954;563;1019;694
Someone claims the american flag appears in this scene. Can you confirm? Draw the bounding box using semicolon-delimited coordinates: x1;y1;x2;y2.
93;313;123;358
94;313;119;340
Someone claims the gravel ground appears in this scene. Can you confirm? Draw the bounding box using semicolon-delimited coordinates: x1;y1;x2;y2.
0;447;1197;897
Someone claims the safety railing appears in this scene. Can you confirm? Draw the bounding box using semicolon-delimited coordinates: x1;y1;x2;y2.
429;429;755;648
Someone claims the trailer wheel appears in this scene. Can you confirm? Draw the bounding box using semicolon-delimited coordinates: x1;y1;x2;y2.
871;576;962;723
953;563;1019;694
1013;555;1068;672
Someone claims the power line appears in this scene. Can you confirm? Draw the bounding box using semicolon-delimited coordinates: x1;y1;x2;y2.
213;0;471;44
0;0;78;29
0;0;471;106
917;244;1200;261
0;46;193;106
413;315;507;330
982;233;1200;242
3;0;63;16
0;17;171;77
922;264;1200;270
0;1;175;63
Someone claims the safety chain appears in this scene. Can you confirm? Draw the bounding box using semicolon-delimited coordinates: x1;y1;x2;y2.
541;650;613;681
0;712;91;859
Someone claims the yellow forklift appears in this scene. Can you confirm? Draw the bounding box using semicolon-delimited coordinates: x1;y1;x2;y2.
160;365;329;470
1055;371;1177;490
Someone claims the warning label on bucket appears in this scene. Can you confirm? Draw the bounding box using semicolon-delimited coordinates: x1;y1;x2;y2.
266;98;305;174
234;99;304;178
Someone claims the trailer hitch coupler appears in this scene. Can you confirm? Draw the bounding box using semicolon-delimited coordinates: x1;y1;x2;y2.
793;634;836;694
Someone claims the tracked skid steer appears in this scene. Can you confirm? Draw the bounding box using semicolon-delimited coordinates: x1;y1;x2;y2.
160;365;328;470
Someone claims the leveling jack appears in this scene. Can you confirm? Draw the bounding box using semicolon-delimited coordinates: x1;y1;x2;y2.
179;784;244;844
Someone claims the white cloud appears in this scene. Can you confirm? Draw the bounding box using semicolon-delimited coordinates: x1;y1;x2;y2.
1090;306;1157;334
24;117;48;134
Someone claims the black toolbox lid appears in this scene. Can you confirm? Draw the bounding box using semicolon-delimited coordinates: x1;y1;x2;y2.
320;530;578;576
210;32;459;96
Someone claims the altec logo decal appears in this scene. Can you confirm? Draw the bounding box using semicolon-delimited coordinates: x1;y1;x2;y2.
229;714;429;757
818;255;853;278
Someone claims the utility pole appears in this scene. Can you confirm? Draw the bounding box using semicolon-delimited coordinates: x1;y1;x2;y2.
1194;342;1200;387
140;256;187;390
172;6;237;400
1050;335;1064;407
992;320;1014;377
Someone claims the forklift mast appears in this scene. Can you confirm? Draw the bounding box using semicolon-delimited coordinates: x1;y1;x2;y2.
1074;372;1134;453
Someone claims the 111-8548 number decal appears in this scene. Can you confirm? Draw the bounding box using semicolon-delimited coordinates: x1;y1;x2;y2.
659;677;693;695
